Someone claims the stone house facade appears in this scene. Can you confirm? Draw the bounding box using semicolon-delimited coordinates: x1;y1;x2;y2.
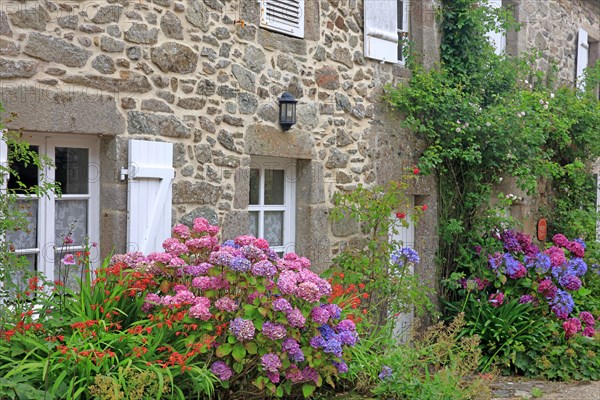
495;0;599;237
0;0;440;288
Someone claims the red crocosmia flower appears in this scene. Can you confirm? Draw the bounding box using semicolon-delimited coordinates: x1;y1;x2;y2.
396;212;406;219
338;273;345;279
422;204;428;211
413;167;420;175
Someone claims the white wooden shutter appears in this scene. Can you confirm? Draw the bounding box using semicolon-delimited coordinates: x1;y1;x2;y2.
576;28;589;91
486;0;506;55
364;0;398;63
260;0;304;39
127;140;174;254
0;130;7;191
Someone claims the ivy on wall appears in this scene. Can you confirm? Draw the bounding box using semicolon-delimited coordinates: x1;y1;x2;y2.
386;0;600;288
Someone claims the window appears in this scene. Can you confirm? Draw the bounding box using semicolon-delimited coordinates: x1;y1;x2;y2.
248;157;296;255
485;0;506;55
364;0;410;63
259;0;305;39
4;133;100;284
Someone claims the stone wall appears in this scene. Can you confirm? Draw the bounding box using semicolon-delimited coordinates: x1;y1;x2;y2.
506;0;599;85
499;0;599;239
0;0;440;276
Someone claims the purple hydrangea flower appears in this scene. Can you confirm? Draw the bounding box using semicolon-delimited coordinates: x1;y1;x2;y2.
262;321;287;340
580;311;595;326
142;293;161;313
251;260;277;277
550;289;574;319
391;247;420;267
309;336;325;349
337;319;356;332
323;338;343;357
261;353;282;373
379;366;393;380
286;308;306;328
230;256;251;272
229;318;256;341
568;257;587;277
311;306;331;325
215;297;238;312
272;298;293;313
333;361;348;373
501;230;522;253
302;367;319;384
210;361;233;380
559;275;582;291
339;330;358;346
518;294;534;304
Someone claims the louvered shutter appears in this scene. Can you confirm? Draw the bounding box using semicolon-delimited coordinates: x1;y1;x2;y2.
486;0;506;55
576;28;589;91
127;140;175;254
260;0;304;39
364;0;398;62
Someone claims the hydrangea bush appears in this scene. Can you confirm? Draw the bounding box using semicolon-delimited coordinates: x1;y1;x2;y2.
445;229;599;374
0;218;357;399
115;218;357;397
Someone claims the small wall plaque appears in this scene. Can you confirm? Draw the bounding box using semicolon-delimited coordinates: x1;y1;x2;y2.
537;218;547;241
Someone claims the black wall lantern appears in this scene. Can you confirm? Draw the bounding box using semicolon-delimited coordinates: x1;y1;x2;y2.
278;92;297;131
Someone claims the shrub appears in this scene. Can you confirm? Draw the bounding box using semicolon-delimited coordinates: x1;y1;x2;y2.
0;218;357;399
445;229;599;376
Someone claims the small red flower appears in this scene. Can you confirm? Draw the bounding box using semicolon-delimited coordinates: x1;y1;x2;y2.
422;204;428;211
396;212;406;219
413;166;420;175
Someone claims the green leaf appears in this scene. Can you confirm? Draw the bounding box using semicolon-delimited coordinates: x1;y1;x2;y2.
216;343;232;358
244;341;258;355
232;343;247;362
276;386;283;397
302;384;316;398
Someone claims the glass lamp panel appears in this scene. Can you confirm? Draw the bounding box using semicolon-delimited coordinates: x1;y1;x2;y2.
264;169;285;205
249;168;260;205
55;200;88;246
264;211;284;246
8;145;39;193
280;103;287;122
55;147;89;195
249;211;259;237
6;199;38;250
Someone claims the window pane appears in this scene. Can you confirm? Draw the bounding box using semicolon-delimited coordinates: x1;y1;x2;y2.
55;200;88;246
264;169;284;205
54;252;85;291
55;147;89;194
249;168;260;205
6;199;38;250
7;145;39;193
249;211;259;237
264;211;284;246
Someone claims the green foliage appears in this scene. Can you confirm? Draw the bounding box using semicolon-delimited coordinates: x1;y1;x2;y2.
372;314;491;400
445;297;549;373
386;0;600;285
515;322;600;381
0;256;217;400
329;181;434;327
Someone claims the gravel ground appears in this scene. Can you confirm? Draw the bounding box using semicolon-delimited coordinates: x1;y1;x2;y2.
491;377;600;400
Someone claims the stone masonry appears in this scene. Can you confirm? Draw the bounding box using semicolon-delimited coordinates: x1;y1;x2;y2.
0;0;440;285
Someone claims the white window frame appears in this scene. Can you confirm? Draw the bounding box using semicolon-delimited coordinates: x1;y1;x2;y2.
7;133;100;283
248;156;296;254
259;0;305;39
397;0;410;63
